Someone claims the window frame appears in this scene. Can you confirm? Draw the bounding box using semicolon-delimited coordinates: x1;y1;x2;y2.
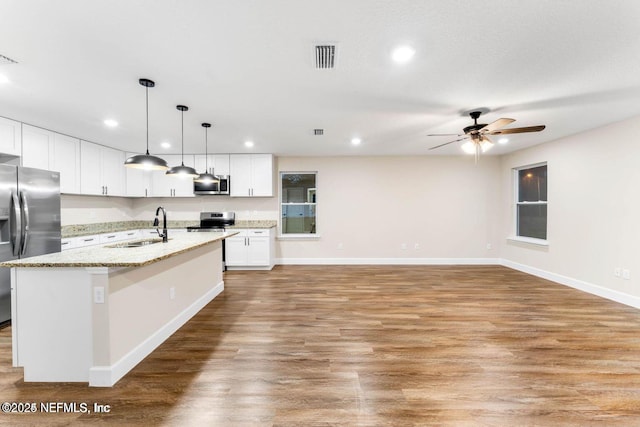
278;171;319;239
511;162;548;245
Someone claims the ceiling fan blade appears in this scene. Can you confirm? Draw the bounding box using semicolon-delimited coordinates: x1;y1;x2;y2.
487;125;546;135
428;137;469;150
480;118;515;133
427;133;464;137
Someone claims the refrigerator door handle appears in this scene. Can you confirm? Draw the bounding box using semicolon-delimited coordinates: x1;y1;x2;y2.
19;191;29;256
10;191;22;257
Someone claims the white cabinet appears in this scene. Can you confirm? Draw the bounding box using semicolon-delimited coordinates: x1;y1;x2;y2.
21;125;52;170
150;154;195;197
22;126;81;193
225;229;274;269
125;152;152;197
80;141;125;196
0;117;22;157
229;154;273;197
194;154;230;176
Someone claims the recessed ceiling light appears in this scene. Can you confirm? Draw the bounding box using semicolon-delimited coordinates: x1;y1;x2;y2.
498;138;509;144
351;138;362;145
0;74;11;84
104;119;118;127
161;141;171;149
391;45;415;64
244;140;254;148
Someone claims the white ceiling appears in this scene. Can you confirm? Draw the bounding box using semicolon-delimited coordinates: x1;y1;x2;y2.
1;0;639;157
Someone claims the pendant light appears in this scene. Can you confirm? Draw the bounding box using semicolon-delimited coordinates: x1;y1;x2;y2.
194;123;220;183
124;79;169;170
166;105;199;178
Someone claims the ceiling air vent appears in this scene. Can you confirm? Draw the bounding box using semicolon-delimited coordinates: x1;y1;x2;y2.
313;129;324;136
314;44;336;69
0;54;18;65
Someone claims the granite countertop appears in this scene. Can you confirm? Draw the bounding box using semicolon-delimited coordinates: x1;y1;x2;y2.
62;220;277;237
0;232;239;268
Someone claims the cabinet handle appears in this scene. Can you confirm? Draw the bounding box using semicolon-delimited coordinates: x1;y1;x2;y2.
107;235;115;239
101;186;105;195
145;188;147;197
248;188;250;196
83;238;94;242
105;186;108;195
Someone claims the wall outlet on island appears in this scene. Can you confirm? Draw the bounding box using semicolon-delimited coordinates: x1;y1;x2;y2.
401;243;407;250
169;287;176;300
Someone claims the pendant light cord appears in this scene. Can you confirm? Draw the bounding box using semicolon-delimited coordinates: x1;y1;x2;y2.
181;109;185;166
145;86;150;155
204;126;209;171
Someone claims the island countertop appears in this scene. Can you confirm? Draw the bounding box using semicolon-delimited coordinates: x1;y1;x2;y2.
0;231;238;268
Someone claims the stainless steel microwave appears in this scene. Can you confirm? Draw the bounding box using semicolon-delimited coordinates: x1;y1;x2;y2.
193;175;230;195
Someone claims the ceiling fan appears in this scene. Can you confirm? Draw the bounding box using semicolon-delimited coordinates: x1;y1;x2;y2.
428;111;545;157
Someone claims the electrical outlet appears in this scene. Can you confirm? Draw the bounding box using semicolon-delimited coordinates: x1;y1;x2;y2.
614;268;621;278
486;243;492;250
401;243;407;250
414;243;420;250
622;269;631;280
94;287;105;304
170;287;176;300
337;242;343;249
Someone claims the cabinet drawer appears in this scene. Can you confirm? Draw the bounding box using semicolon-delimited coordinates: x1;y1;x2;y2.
248;229;270;237
77;236;100;247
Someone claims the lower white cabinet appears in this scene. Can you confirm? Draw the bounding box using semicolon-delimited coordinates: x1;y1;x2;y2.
225;229;274;270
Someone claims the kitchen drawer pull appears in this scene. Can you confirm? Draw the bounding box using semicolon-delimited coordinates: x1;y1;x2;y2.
83;238;95;242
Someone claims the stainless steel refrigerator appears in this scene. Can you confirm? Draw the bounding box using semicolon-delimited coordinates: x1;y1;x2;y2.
0;165;61;326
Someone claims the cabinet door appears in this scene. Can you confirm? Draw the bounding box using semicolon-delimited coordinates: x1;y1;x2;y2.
193;155;208;175
172;155;196;197
22;125;52;170
125;153;152;197
250;154;273;197
80;141;103;195
225;235;248;266
51;133;80;194
101;147;124;196
212;154;230;176
150;155;190;197
0;117;22;157
229;154;252;197
247;236;270;266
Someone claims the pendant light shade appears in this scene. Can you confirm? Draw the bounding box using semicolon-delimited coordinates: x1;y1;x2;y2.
124;79;169;170
194;123;220;184
166;105;199;178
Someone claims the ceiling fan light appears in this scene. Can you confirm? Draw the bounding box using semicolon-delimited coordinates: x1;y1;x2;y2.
480;137;494;153
461;141;476;154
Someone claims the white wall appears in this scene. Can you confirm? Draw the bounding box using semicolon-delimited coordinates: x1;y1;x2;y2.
277;156;501;262
499;115;640;300
61;195;135;226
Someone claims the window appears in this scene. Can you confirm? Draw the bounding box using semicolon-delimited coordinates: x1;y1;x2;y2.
280;172;317;236
515;163;547;241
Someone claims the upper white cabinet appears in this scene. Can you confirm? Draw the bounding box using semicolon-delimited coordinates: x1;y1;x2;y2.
0;117;22;157
80;140;125;196
22;125;81;194
149;154;195;197
229;154;273;197
193;154;230;176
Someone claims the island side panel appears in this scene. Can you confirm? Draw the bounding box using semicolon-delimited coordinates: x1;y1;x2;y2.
92;241;223;386
14;268;93;382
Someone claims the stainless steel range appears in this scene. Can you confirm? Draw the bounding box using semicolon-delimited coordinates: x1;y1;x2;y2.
187;211;235;231
187;212;235;270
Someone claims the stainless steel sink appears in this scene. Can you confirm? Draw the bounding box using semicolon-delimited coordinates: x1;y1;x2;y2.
106;238;165;248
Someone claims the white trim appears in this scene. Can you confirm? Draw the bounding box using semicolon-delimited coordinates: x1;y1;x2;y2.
88;281;224;387
507;236;549;246
276;257;500;265
500;259;640;309
277;234;321;240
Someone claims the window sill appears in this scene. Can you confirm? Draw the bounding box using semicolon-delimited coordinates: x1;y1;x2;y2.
507;236;549;246
277;234;321;241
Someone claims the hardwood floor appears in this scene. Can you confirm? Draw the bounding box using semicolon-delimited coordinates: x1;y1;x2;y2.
1;265;640;426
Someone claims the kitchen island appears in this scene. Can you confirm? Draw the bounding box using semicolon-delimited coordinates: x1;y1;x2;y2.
0;231;237;387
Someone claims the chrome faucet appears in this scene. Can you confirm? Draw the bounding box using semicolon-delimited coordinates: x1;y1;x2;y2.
153;206;168;242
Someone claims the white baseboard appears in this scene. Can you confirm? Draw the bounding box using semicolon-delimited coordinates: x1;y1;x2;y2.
276;257;500;265
89;281;224;387
500;259;640;309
